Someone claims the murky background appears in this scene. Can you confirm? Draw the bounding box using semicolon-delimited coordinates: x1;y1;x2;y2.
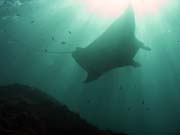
0;0;180;134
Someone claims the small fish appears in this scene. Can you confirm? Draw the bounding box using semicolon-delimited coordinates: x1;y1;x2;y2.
177;40;180;44
61;41;66;45
142;100;144;105
2;29;7;33
51;37;55;41
68;31;72;34
119;85;123;90
87;99;91;103
31;20;35;24
16;13;20;17
44;49;48;52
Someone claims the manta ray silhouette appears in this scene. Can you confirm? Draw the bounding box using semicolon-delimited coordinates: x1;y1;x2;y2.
72;6;151;83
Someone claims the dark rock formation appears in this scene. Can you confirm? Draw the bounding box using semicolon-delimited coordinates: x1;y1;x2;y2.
0;84;127;135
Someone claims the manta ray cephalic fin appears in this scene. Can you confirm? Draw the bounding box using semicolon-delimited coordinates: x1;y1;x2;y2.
131;60;141;67
84;72;102;83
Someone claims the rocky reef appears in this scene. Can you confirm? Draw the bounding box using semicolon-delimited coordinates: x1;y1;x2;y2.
0;84;127;135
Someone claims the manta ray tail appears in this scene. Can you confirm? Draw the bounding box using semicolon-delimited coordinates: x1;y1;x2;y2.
141;46;151;51
137;40;151;51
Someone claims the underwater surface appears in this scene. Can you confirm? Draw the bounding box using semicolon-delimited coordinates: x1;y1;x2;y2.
0;0;180;134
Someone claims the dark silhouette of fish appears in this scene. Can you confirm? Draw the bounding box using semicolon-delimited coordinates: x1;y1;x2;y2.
72;6;151;83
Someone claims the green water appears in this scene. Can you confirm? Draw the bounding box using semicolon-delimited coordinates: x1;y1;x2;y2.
0;0;180;134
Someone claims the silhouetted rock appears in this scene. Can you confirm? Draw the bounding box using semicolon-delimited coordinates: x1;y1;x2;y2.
0;84;127;135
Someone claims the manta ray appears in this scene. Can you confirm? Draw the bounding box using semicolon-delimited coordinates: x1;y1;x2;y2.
72;6;151;83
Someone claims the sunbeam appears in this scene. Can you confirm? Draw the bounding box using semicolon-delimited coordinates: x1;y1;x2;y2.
79;0;168;17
